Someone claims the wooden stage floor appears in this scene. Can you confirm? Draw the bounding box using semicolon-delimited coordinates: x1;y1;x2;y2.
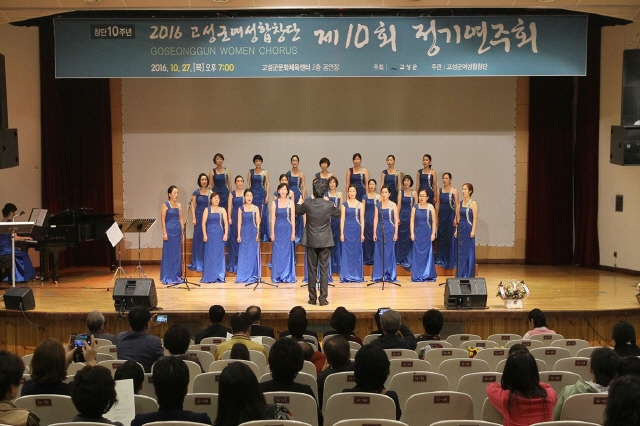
1;264;639;355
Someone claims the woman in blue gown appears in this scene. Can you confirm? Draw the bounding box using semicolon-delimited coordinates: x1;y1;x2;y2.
416;154;437;206
189;173;210;272
160;185;184;284
227;176;245;273
396;175;417;269
372;185;399;282
269;183;296;283
209;153;232;210
286;155;306;245
315;157;333;185
456;183;478;278
247;155;270;243
346;153;369;202
326;176;342;274
362;179;379;265
236;189;261;283
381;155;401;204
272;174;295;202
410;189;437;282
435;172;459;271
340;185;365;283
1;203;36;282
201;192;228;283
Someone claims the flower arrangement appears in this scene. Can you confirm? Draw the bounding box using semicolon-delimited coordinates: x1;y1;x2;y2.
497;279;530;300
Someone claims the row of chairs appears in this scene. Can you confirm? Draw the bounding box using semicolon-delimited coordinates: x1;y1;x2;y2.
42;420;600;426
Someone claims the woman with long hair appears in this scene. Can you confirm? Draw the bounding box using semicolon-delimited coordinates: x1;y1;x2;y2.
340;185;365;283
486;351;556;426
455;182;478;278
435;172;458;271
523;309;556;340
235;189;261;284
189;174;210;272
160;185;184;284
247;154;270;242
227;176;245;273
201;192;228;283
410;188;437;282
209;153;232;210
416;154;437;205
362;179;379;265
346;153;369;202
612;321;640;357
286;155;306;244
372;185;399;282
269;183;296;283
381;155;401;204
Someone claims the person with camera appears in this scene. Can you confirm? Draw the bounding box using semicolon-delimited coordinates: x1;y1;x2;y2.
116;306;163;373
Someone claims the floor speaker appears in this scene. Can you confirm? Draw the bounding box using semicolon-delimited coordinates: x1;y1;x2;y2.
113;278;157;311
444;277;487;309
3;287;36;311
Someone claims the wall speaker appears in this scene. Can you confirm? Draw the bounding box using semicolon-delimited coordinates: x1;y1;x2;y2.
610;126;640;166
0;53;7;129
0;128;19;169
3;287;36;311
444;277;487;309
113;278;157;311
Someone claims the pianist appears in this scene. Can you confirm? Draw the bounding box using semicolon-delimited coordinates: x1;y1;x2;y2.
1;203;36;282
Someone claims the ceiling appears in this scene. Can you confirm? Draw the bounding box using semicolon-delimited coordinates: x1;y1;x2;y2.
0;0;637;25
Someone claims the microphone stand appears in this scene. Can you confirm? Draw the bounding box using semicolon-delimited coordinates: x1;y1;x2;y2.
169;203;200;290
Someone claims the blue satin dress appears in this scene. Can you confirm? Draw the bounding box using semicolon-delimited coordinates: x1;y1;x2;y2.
0;226;36;282
188;189;209;272
160;201;183;284
212;168;230;209
315;172;329;186
271;200;296;283
395;190;413;269
411;205;437;282
362;194;378;265
418;170;435;205
250;169;269;242
236;205;260;283
340;201;364;283
382;170;399;204
372;203;397;282
328;194;341;274
286;171;304;244
456;202;476;278
435;188;457;270
201;208;226;283
227;191;243;273
349;168;366;202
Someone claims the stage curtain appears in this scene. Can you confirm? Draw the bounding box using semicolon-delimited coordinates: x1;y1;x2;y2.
574;23;601;268
39;22;113;267
525;76;575;265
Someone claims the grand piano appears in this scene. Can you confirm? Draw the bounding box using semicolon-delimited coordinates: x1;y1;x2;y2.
19;209;116;283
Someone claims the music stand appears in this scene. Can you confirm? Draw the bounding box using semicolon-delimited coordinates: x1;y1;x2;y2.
0;222;34;287
108;220;128;288
122;219;155;278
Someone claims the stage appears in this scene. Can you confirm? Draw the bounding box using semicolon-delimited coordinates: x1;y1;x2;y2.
1;264;639;356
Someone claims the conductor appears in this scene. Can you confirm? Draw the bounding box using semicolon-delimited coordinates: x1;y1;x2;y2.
296;179;341;306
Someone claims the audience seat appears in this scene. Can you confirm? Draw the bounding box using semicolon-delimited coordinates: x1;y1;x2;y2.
134;394;159;415
187;349;214;372
445;334;482;347
422;348;469;371
553;357;591;381
550;340;591;357
192;372;222;394
505;340;545;350
529;334;565;343
50;423;117;426
496;358;547;373
145;421;216;426
432;421;501;426
457;340;498;350
21;354;33;368
350;349;358;360
301;361;318;379
348;342;362;351
95;353;115;362
481;398;503;424
385;359;432;388
576;347;600;358
486;334;523;345
139;373;156;400
333;420;408;426
239;421;312;426
222;349;267;375
559;393;608;423
388;371;448;410
97;345;118;357
438;358;491;391
529;347;572;369
415;341;453;351
324;393;396;426
96;360;127;377
14;395;79;426
209;359;260;379
200;337;226;345
530;422;600;426
92;338;114;349
321;372;357;413
457;372;502;419
383;349;418;361
263;391;319;426
362;334;381;346
261;336;276;347
259;372;318;400
474;348;509;371
183;392;219;421
66;362;86;375
188;343;218;356
538;371;582;395
400;391;473;426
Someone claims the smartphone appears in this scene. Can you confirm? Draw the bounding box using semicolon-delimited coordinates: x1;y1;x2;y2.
377;307;390;316
155;314;168;324
72;334;91;348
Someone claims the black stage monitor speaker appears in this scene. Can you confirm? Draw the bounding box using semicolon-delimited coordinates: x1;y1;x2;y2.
611;126;640;166
3;287;36;311
113;278;157;311
444;277;487;310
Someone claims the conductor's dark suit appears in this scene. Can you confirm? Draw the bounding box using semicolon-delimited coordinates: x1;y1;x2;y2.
295;196;341;304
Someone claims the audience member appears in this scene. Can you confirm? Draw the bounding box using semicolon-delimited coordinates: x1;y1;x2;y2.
604;375;640;426
116;306;164;373
229;343;250;361
86;310;116;344
318;335;354;408
619;355;640;378
343;344;401;420
113;360;144;394
416;309;443;342
70;365;122;426
246;306;275;338
508;343;530;355
163;325;203;372
299;341;326;375
215;362;292;426
213;313;268;360
279;306;319;341
486;351;556;426
612;321;640;357
0;350;39;426
195;305;231;344
287;312;318;348
22;338;96;396
259;339;321;424
325;308;362;345
324;307;348;338
553;347;620;420
370;309;416;350
131;357;211;426
523;308;556;340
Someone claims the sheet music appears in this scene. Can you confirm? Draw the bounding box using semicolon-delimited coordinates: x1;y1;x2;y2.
106;379;136;426
28;208;48;226
107;221;124;247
